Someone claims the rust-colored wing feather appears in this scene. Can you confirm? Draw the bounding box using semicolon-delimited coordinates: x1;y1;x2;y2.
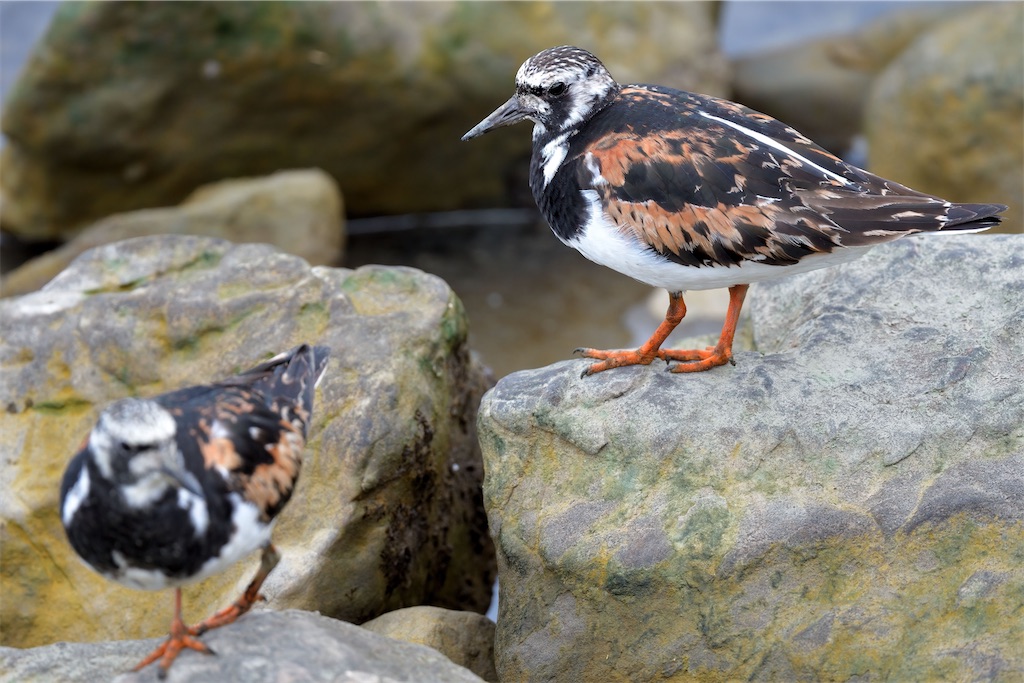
577;86;1004;268
157;345;329;522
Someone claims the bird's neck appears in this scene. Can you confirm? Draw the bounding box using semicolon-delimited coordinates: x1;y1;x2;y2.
529;136;590;244
118;471;178;510
528;89;619;243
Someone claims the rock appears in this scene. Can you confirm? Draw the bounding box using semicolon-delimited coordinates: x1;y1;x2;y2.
731;5;964;154
730;42;870;156
478;235;1024;681
825;5;968;74
0;234;495;648
0;169;344;297
865;3;1024;230
0;609;486;682
363;606;497;683
0;2;727;240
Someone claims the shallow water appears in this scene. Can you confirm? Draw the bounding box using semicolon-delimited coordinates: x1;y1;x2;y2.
343;217;731;379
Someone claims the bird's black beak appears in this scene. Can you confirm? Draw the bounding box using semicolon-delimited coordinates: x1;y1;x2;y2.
163;466;203;497
462;96;530;141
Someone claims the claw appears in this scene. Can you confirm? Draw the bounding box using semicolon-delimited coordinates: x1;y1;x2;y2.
133;588;215;677
192;544;280;635
570;284;748;376
132;544;282;677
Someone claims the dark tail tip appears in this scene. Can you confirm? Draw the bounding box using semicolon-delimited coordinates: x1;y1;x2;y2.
945;202;1008;232
286;344;330;383
308;345;331;384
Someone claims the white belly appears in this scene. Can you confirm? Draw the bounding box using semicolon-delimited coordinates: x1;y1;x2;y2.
108;494;272;591
565;190;874;292
193;494;272;583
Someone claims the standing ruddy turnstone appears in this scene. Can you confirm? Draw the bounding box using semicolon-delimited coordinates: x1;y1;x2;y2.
60;344;329;677
462;46;1007;376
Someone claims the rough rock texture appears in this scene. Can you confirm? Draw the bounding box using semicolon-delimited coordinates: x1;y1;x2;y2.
0;235;495;648
478;235;1024;682
0;609;485;683
0;2;726;239
363;606;497;682
731;5;963;154
0;169;344;297
865;3;1024;230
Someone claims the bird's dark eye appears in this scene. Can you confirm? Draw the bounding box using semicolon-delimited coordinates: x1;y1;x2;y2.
547;82;567;97
118;440;141;455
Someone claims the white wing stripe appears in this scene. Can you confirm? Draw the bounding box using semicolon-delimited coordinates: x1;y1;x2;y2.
699;112;852;186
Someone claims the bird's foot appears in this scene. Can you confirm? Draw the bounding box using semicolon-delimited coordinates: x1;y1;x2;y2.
133;616;213;679
573;347;658;377
190;595;261;637
659;346;735;372
194;544;280;636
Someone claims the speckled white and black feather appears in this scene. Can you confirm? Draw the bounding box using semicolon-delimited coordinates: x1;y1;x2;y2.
60;344;329;591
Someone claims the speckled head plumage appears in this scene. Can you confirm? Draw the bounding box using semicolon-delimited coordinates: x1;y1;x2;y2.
87;397;181;483
463;46;619;142
463;45;1007;376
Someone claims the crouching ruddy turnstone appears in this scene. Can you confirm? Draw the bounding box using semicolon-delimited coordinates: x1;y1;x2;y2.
60;344;329;677
463;46;1007;376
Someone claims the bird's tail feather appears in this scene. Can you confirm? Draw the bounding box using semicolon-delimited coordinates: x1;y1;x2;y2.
939;203;1007;233
231;344;330;436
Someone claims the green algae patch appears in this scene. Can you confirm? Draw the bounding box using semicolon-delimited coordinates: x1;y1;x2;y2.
295;301;330;340
438;292;469;348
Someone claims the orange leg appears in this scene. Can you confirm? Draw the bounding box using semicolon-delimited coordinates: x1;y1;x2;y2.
576;292;688;376
662;284;749;373
133;588;214;678
193;544;281;635
131;544;281;678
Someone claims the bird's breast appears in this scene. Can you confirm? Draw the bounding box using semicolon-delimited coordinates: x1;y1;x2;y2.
192;494;273;583
532;154;591;244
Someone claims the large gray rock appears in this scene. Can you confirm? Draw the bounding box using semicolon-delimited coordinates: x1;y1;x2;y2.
0;2;726;240
0;609;486;682
0;235;495;648
865;3;1023;230
0;168;345;297
478;235;1024;681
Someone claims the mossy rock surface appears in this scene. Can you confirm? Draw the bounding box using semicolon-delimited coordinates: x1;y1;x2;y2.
0;234;495;648
479;235;1024;681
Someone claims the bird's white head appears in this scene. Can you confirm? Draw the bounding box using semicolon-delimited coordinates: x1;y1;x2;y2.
462;46;619;143
88;397;200;506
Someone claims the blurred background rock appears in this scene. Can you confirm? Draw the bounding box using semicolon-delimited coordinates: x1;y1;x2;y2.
2;1;1020;378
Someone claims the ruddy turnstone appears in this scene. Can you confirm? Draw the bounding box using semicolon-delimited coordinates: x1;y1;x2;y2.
463;46;1006;375
60;344;329;677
